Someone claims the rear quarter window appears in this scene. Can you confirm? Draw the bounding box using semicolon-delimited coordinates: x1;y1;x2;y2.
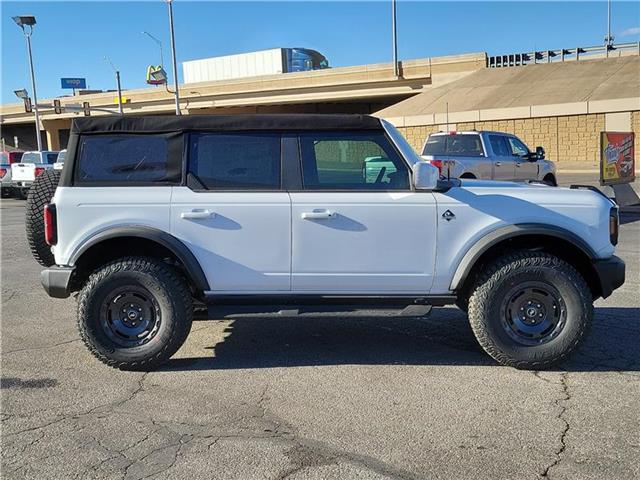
76;134;177;184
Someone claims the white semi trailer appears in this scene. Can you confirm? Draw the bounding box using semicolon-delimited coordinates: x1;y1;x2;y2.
182;48;329;83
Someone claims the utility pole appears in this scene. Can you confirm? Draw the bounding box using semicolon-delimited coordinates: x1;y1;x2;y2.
392;0;399;77
166;0;181;115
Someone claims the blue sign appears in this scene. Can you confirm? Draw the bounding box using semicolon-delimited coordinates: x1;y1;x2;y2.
61;78;87;89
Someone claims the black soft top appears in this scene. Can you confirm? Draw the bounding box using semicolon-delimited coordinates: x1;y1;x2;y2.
71;114;383;134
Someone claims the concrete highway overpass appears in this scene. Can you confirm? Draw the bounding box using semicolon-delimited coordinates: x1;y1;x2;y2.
0;53;484;151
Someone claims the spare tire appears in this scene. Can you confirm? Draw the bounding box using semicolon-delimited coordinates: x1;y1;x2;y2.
25;169;61;267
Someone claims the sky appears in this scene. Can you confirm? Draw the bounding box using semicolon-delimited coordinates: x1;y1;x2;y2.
1;1;639;104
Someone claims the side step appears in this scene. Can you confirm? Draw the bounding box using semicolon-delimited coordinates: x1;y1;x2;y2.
206;304;433;319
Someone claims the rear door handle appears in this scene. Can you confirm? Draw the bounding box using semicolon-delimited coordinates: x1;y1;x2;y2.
181;209;214;220
301;210;335;220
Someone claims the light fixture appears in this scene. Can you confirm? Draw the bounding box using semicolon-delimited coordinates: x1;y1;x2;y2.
12;15;36;28
14;88;29;99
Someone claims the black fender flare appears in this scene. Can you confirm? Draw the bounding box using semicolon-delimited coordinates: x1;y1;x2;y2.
450;223;597;291
69;226;210;292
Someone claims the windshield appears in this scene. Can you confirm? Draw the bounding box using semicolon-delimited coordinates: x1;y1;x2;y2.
380;119;423;166
21;152;46;164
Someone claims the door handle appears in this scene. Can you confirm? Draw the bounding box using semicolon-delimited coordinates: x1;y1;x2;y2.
516;162;522;168
181;209;214;220
495;161;502;167
301;210;335;220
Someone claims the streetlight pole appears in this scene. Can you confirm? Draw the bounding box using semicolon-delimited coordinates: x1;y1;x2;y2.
13;16;43;151
605;0;614;49
392;0;399;78
143;31;164;67
166;0;181;115
104;56;124;115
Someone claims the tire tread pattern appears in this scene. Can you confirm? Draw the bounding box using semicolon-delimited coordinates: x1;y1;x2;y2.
25;169;61;267
77;257;193;371
467;251;592;369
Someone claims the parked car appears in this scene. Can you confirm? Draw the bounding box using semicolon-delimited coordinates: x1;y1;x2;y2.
53;149;66;170
11;150;58;199
0;151;24;197
29;115;623;371
421;131;557;185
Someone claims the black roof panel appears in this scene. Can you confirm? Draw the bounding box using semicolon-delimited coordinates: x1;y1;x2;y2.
71;114;383;134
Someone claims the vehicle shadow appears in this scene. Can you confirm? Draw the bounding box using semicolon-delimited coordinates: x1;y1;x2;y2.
163;307;639;373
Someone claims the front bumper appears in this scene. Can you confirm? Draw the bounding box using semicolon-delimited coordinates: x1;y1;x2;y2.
592;255;625;299
41;266;74;298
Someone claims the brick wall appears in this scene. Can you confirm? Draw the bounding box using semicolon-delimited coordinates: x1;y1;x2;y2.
633;111;640;168
397;112;640;166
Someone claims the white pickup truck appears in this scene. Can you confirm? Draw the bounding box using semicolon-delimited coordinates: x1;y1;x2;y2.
11;150;59;199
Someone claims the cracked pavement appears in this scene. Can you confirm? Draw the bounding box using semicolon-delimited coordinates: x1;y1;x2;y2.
1;193;639;479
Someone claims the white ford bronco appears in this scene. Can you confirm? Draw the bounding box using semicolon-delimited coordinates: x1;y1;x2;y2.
29;115;625;371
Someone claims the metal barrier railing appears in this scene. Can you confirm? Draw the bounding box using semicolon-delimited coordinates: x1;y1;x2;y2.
488;42;640;68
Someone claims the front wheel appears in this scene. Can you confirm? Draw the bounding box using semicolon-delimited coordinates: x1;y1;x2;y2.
468;251;592;369
77;257;193;370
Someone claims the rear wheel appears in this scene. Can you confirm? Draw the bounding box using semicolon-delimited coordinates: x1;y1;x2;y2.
25;170;61;267
468;251;592;369
77;257;193;370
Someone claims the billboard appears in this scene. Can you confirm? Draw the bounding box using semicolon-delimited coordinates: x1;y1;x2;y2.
60;78;87;89
600;132;635;186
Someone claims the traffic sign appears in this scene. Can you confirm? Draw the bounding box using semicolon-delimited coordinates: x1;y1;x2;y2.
61;78;87;89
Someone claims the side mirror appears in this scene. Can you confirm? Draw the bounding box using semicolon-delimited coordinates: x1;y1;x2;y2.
412;161;439;190
535;146;545;160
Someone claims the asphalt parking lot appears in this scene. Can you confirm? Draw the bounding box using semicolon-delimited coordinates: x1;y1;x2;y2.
1;180;639;479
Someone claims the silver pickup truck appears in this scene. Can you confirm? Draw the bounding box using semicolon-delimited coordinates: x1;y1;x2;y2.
421;131;557;185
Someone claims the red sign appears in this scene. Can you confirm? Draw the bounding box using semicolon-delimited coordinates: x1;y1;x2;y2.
600;132;635;186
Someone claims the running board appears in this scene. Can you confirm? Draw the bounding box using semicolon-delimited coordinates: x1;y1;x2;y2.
202;293;455;307
206;303;433;318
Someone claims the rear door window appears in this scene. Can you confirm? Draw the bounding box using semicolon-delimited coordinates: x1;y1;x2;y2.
187;132;281;190
76;135;175;184
423;134;484;157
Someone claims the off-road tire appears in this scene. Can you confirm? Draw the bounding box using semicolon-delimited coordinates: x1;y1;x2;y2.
25;169;61;267
468;251;592;369
77;257;193;371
